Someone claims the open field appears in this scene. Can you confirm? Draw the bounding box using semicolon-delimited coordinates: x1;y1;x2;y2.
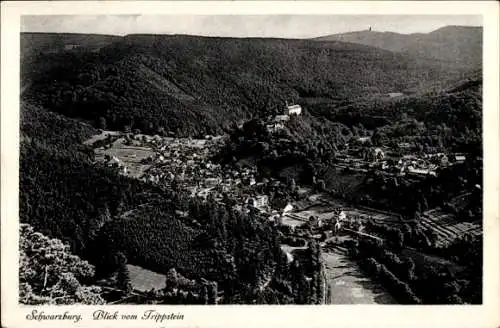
292;205;338;222
127;264;166;292
281;240;395;304
93;138;155;178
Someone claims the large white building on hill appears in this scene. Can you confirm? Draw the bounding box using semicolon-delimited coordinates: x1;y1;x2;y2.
284;103;302;116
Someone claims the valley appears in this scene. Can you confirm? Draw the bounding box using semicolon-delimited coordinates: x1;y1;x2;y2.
18;23;483;306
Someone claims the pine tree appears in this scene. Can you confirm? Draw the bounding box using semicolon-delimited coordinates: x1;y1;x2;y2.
115;253;132;295
19;223;105;305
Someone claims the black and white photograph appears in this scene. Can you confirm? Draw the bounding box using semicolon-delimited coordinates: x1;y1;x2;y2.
15;12;487;307
2;1;499;326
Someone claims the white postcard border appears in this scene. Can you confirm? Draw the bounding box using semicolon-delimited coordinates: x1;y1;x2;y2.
1;2;499;328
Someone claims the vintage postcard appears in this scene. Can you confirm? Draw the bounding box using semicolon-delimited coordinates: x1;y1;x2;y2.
1;1;499;328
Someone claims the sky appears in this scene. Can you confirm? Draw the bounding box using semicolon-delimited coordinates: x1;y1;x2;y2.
21;15;482;39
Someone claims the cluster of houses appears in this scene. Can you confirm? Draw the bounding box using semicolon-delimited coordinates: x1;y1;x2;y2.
335;135;468;178
277;203;374;244
138;137;257;197
105;155;129;175
127;133;286;215
265;102;302;134
97;131;297;225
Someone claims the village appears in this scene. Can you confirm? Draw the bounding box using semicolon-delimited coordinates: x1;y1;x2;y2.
333;136;468;178
86;102;478;249
84;102;481;304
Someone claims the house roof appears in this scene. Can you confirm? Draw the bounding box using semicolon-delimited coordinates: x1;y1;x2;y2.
274;115;290;122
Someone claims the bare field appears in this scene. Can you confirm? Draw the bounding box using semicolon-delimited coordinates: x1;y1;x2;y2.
127;264;166;292
94;140;155;178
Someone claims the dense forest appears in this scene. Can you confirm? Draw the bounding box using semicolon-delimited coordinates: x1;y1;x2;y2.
21;32;475;137
304;72;482;152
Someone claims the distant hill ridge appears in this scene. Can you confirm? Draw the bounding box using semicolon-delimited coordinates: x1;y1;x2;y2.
313;25;482;67
21;29;478;137
21;32;122;59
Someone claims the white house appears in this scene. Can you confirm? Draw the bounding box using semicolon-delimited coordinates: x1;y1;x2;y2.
266;123;285;133
338;211;347;221
284;104;302;116
252;195;269;208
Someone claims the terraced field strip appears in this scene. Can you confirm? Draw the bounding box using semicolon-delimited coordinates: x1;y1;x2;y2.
344;208;402;225
419;219;454;243
419;210;482;246
420;217;456;237
421;216;457;237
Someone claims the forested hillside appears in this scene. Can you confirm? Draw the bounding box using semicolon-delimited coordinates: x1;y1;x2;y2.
19;102;307;304
306;73;482;153
19;28;483;305
314;26;482;68
217;75;482;186
22;32;474;137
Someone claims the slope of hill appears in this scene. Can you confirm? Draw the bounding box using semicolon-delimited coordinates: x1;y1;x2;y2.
324;74;482;152
314;26;482;68
21;33;472;137
20;101;292;303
